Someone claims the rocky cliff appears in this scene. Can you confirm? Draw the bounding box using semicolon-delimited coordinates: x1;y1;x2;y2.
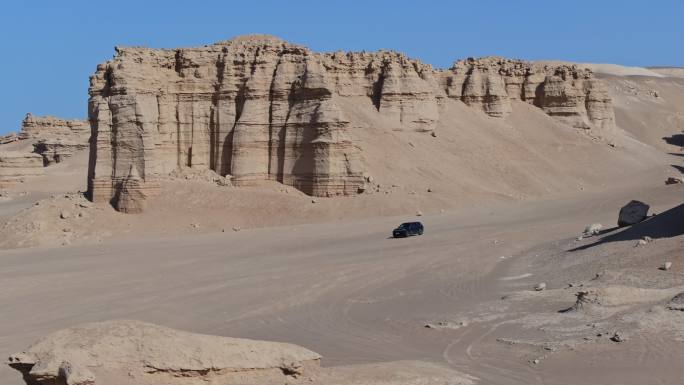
444;57;615;129
88;35;615;211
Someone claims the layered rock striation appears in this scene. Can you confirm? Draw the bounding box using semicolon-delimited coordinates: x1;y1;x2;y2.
0;151;44;186
87;35;615;211
20;113;90;141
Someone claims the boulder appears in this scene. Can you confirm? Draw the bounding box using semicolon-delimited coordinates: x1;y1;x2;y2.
665;176;684;185
617;200;649;227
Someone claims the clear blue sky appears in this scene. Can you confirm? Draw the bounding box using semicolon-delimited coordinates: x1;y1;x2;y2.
1;0;682;134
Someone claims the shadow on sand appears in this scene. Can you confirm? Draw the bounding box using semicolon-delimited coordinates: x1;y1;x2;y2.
663;134;684;147
569;202;684;252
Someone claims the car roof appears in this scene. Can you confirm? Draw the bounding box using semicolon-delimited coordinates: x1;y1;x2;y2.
400;221;422;226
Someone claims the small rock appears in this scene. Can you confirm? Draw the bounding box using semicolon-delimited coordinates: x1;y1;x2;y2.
660;262;672;271
311;199;318;204
532;359;540;365
408;142;415;148
667;292;684;311
190;223;200;229
643;236;653;243
583;223;603;236
232;227;241;232
534;282;547;291
665;176;684;185
430;131;437;137
416;211;423;216
635;239;648;247
610;332;626;343
60;211;71;219
427;188;433;193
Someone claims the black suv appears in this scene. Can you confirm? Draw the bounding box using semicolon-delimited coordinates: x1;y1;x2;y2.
392;222;424;238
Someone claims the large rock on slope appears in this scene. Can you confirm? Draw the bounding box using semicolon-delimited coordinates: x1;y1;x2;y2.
87;35;615;212
7;320;474;385
0;151;44;186
618;200;650;227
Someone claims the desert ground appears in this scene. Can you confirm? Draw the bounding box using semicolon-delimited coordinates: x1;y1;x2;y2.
1;59;684;384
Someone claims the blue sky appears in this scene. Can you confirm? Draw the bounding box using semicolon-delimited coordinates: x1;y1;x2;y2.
1;0;682;134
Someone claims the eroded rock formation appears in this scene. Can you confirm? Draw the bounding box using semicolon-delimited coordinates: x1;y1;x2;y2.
444;57;615;128
87;35;615;211
0;151;44;186
7;320;474;385
21;114;90;165
20;113;89;141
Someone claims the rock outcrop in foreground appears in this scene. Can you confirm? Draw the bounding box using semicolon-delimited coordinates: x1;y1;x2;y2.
88;35;615;210
7;320;474;385
0;151;44;186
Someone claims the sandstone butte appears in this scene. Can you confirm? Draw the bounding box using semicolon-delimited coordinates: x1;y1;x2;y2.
87;35;615;213
7;320;474;385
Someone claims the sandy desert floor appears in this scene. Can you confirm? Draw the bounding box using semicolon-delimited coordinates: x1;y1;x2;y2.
1;176;683;384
